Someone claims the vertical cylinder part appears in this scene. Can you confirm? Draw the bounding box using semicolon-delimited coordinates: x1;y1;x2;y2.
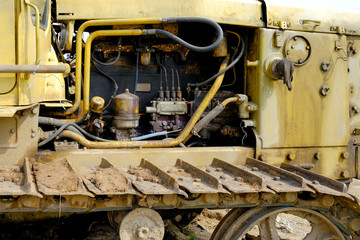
113;89;140;129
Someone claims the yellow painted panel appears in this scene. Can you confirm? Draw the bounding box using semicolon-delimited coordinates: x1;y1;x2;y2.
248;29;349;148
56;0;263;27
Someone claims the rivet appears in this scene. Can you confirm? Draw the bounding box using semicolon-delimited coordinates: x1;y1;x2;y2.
258;154;265;161
340;151;349;159
286;153;296;161
341;170;350;178
205;168;211;173
312;180;319;185
10;129;15;133
314;152;321;160
273;176;280;181
194;178;201;182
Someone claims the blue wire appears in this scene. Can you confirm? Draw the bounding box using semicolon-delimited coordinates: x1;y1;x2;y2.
134;52;139;94
131;131;168;141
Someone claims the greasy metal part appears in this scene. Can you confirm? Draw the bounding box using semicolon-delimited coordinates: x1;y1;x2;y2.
284;35;311;65
59;55;230;148
271;58;295;91
212;207;346;240
119;208;165;240
213;36;228;57
146;101;188;115
0;64;69;74
113;89;140;129
89;96;105;114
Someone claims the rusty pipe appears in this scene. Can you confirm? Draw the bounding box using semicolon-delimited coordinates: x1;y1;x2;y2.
59;55;230;148
64;18;163;115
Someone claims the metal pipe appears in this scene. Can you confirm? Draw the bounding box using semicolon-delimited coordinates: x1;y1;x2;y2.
24;0;41;64
63;29;149;123
59;55;230;148
0;65;69;73
65;18;163;115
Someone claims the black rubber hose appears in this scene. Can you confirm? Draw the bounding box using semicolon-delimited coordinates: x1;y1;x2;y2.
39;116;83;136
38;117;114;146
147;17;223;53
189;38;245;88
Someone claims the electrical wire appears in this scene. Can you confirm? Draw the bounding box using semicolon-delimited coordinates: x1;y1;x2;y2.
222;30;241;87
188;37;245;88
91;38;122;66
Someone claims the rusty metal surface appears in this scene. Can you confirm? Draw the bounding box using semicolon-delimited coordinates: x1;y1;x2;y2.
127;159;187;196
244;158;310;193
165;159;229;194
200;158;272;194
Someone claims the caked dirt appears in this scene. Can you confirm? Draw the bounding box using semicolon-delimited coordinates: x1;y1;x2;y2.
33;159;79;192
84;167;128;192
0;167;23;185
127;166;160;183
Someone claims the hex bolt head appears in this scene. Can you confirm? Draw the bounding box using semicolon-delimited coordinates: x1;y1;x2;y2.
258;154;265;161
215;168;222;172
10;129;15;133
286;153;296;161
341;170;350;178
340;151;349;159
194;178;201;182
314;152;322;160
312;180;319;185
205;168;211;173
251;167;259;172
273;176;281;181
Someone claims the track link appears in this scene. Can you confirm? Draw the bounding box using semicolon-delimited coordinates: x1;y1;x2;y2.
0;157;360;238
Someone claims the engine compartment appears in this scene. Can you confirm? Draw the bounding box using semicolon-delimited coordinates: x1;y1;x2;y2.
41;20;256;149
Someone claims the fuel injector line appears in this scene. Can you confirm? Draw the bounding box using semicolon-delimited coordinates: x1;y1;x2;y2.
58;55;230;148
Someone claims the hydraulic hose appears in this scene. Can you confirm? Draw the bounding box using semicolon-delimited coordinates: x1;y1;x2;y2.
58;55;230;148
65;17;223;117
152;17;223;52
39;116;83;136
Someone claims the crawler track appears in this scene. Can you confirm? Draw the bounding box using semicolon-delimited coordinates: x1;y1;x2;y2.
1;157;360;238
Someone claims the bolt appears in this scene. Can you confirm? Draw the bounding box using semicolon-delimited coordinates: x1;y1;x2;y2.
178;169;184;172
205;168;211;173
219;175;226;180
178;177;183;181
31;133;36;138
312;180;319;185
286;153;296;161
167;170;172;173
215;168;222;172
137;226;150;239
31;108;38;115
314;152;321;160
152;178;160;184
341;170;350;178
258;154;265;161
298;59;302;64
291;44;295;49
194;178;201;182
137;177;144;182
320;86;330;96
353;49;358;55
306;46;310;50
340;151;349;159
10;129;15;133
251;167;258;171
235;177;242;181
273;176;281;181
293;37;297;41
287;22;292;27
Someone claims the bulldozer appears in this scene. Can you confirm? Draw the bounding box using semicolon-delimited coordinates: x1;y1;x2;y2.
0;0;360;239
